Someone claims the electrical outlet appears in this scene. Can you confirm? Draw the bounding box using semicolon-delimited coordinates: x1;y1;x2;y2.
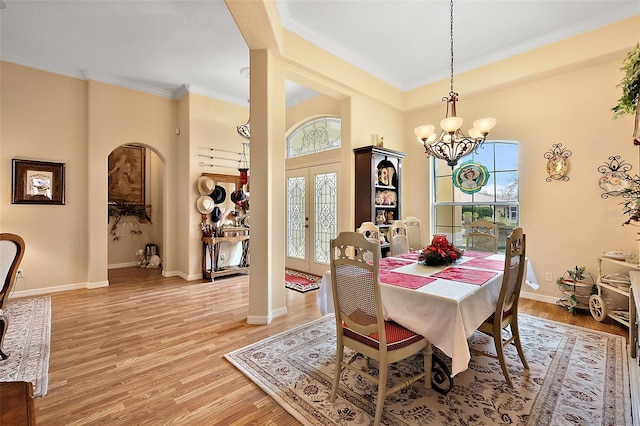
545;272;553;282
16;269;24;278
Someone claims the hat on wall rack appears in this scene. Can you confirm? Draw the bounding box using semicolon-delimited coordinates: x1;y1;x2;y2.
197;176;215;195
211;185;227;204
196;195;215;215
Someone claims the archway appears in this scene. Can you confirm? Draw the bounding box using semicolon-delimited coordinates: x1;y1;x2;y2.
107;143;165;270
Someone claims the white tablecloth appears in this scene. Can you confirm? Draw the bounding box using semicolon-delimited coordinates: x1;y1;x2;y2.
317;253;538;376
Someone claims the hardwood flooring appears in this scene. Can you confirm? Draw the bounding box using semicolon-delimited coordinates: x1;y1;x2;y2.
34;267;628;425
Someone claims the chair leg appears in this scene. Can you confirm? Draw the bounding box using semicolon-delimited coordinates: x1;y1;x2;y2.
330;344;344;402
0;311;8;360
511;322;529;370
493;333;513;387
374;365;388;426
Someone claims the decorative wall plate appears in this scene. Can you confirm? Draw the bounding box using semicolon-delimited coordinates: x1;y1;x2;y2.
452;161;490;194
599;171;631;193
544;143;571;182
546;155;568;180
598;156;633;198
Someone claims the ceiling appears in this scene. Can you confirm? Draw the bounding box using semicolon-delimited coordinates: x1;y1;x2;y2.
1;1;639;107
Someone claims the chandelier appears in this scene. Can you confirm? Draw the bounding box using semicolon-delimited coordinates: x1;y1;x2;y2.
414;0;496;168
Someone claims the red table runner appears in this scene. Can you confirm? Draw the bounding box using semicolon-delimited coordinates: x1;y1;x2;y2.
379;270;436;289
431;267;498;285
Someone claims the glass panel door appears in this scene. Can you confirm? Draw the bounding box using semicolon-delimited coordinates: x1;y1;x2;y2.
286;164;339;276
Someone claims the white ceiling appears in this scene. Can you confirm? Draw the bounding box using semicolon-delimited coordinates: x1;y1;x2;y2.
1;0;639;107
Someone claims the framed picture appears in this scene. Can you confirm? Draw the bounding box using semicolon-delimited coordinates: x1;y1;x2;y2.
12;159;66;205
108;145;145;204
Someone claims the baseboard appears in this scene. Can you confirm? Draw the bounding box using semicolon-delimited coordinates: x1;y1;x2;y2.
108;262;138;269
11;282;88;299
520;291;558;305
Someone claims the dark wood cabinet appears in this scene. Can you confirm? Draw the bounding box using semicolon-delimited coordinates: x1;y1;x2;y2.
354;146;405;252
0;382;36;425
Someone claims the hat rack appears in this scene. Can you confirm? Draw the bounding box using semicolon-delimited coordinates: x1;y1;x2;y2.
198;146;249;169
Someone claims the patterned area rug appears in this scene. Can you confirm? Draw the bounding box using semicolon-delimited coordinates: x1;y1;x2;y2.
225;314;630;425
285;270;321;293
0;296;51;397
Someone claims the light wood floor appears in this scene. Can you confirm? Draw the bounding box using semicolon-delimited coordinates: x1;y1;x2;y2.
34;267;628;425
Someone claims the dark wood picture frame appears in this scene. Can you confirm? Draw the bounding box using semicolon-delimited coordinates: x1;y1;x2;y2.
108;145;145;204
12;159;66;205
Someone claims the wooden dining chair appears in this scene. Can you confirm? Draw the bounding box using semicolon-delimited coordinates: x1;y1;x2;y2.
329;231;431;425
474;227;528;387
356;221;382;260
466;219;498;253
0;233;26;359
403;216;423;250
387;220;409;256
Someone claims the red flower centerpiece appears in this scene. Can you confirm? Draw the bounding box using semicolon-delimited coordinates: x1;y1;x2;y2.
419;234;464;266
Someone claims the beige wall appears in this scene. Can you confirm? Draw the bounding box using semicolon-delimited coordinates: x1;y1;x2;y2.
1;63;89;292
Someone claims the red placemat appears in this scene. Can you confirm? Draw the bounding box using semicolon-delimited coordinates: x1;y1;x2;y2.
431;267;498;285
463;258;505;271
394;251;421;261
462;250;494;258
378;257;415;270
379;270;436;289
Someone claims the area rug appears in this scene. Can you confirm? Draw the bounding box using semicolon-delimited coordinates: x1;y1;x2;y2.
225;314;630;425
285;270;321;293
0;296;51;398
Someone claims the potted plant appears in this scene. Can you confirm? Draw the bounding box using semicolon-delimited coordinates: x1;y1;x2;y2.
612;42;640;145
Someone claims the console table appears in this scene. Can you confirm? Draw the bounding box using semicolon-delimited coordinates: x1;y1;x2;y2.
202;227;249;280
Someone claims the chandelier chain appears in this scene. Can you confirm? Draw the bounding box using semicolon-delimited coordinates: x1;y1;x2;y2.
449;0;455;95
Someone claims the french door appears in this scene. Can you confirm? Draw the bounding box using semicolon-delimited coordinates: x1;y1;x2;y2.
285;164;339;276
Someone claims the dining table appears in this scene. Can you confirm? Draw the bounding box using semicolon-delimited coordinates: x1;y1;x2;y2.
317;250;539;377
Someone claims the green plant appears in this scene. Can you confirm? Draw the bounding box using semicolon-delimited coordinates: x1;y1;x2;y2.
108;201;152;240
612;42;640;145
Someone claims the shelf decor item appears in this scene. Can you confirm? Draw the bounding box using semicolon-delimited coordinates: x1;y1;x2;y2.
419;234;463;266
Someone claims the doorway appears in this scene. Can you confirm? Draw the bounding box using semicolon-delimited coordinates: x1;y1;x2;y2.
285;163;339;276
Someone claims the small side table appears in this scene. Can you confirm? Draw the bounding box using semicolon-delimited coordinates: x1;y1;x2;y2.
0;381;36;425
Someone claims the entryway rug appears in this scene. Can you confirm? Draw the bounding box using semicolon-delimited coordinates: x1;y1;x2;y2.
0;296;51;398
225;314;630;425
285;269;321;293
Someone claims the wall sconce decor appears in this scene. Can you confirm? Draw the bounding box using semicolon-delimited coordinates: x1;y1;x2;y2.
544;143;571;182
598;155;633;199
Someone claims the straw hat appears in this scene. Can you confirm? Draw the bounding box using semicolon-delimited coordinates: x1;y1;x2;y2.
196;195;215;214
197;176;215;195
